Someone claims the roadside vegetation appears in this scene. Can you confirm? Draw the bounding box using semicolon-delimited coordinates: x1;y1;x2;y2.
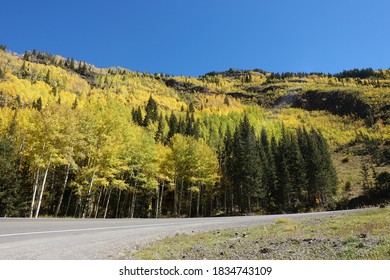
131;208;390;260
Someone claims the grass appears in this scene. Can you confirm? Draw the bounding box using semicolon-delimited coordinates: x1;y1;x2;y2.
129;208;390;260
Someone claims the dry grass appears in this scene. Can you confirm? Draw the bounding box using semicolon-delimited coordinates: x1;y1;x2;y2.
130;208;390;260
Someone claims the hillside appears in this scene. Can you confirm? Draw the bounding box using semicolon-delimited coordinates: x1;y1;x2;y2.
0;46;389;218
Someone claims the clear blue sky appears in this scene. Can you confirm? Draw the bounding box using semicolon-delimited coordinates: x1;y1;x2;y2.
1;0;390;76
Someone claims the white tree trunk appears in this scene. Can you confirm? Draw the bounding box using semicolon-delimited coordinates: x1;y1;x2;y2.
196;185;201;217
30;167;40;218
103;188;112;219
55;163;70;217
82;170;96;218
159;182;165;218
35;162;50;218
94;186;103;218
155;185;160;218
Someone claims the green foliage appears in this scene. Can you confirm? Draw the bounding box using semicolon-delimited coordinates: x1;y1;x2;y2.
375;172;390;191
0;118;20;216
143;95;158;126
335;68;375;79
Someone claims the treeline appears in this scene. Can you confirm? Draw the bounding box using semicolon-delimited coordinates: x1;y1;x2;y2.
268;68;380;80
22;49;92;77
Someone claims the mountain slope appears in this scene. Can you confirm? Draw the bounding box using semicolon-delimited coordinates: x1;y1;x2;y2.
0;47;389;218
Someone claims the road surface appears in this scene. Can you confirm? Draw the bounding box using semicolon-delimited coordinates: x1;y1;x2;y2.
0;209;369;259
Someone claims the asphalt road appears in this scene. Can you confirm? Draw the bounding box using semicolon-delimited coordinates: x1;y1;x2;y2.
0;209;368;259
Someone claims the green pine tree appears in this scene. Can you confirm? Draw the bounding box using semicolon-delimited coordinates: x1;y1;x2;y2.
155;113;165;143
167;111;178;141
144;95;158;126
0;116;21;217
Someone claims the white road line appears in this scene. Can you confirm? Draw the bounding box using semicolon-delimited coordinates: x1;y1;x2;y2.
0;221;201;238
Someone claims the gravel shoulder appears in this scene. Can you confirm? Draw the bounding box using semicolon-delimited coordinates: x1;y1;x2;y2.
130;208;390;260
0;209;372;259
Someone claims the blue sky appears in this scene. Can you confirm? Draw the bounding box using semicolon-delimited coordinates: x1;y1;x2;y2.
1;0;390;76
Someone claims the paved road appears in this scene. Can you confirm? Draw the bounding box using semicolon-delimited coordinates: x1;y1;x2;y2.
0;209;369;259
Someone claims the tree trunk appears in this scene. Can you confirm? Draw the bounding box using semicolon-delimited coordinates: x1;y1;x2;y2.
35;162;50;218
173;179;178;217
130;190;137;218
74;195;81;217
248;195;251;213
30;167;40;218
115;189;121;218
94;186;103;218
155;184;159;218
82;170;96;218
224;183;227;214
120;191;129;218
55;163;70;217
104;188;112;219
196;185;201;217
127;182;137;218
239;182;244;213
209;194;213;217
64;190;72;217
159;181;165;217
178;180;184;216
188;190;192;218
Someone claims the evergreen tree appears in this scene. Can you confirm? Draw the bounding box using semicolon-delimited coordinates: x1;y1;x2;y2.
185;110;193;136
0;117;21;216
69;58;75;70
32;97;42;111
258;128;276;212
275;125;292;211
177;118;186;135
312;129;337;204
131;106;143;126
166;111;178;141
286;134;307;210
192;119;200;140
220;126;234;213
242;126;263;210
231;116;263;213
232;127;245;212
20;61;29;78
299;128;337;207
269;136;279;207
260;127;269;148
189;102;195;113
144;95;158;126
45;70;51;84
72;98;78;109
155;113;165;143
